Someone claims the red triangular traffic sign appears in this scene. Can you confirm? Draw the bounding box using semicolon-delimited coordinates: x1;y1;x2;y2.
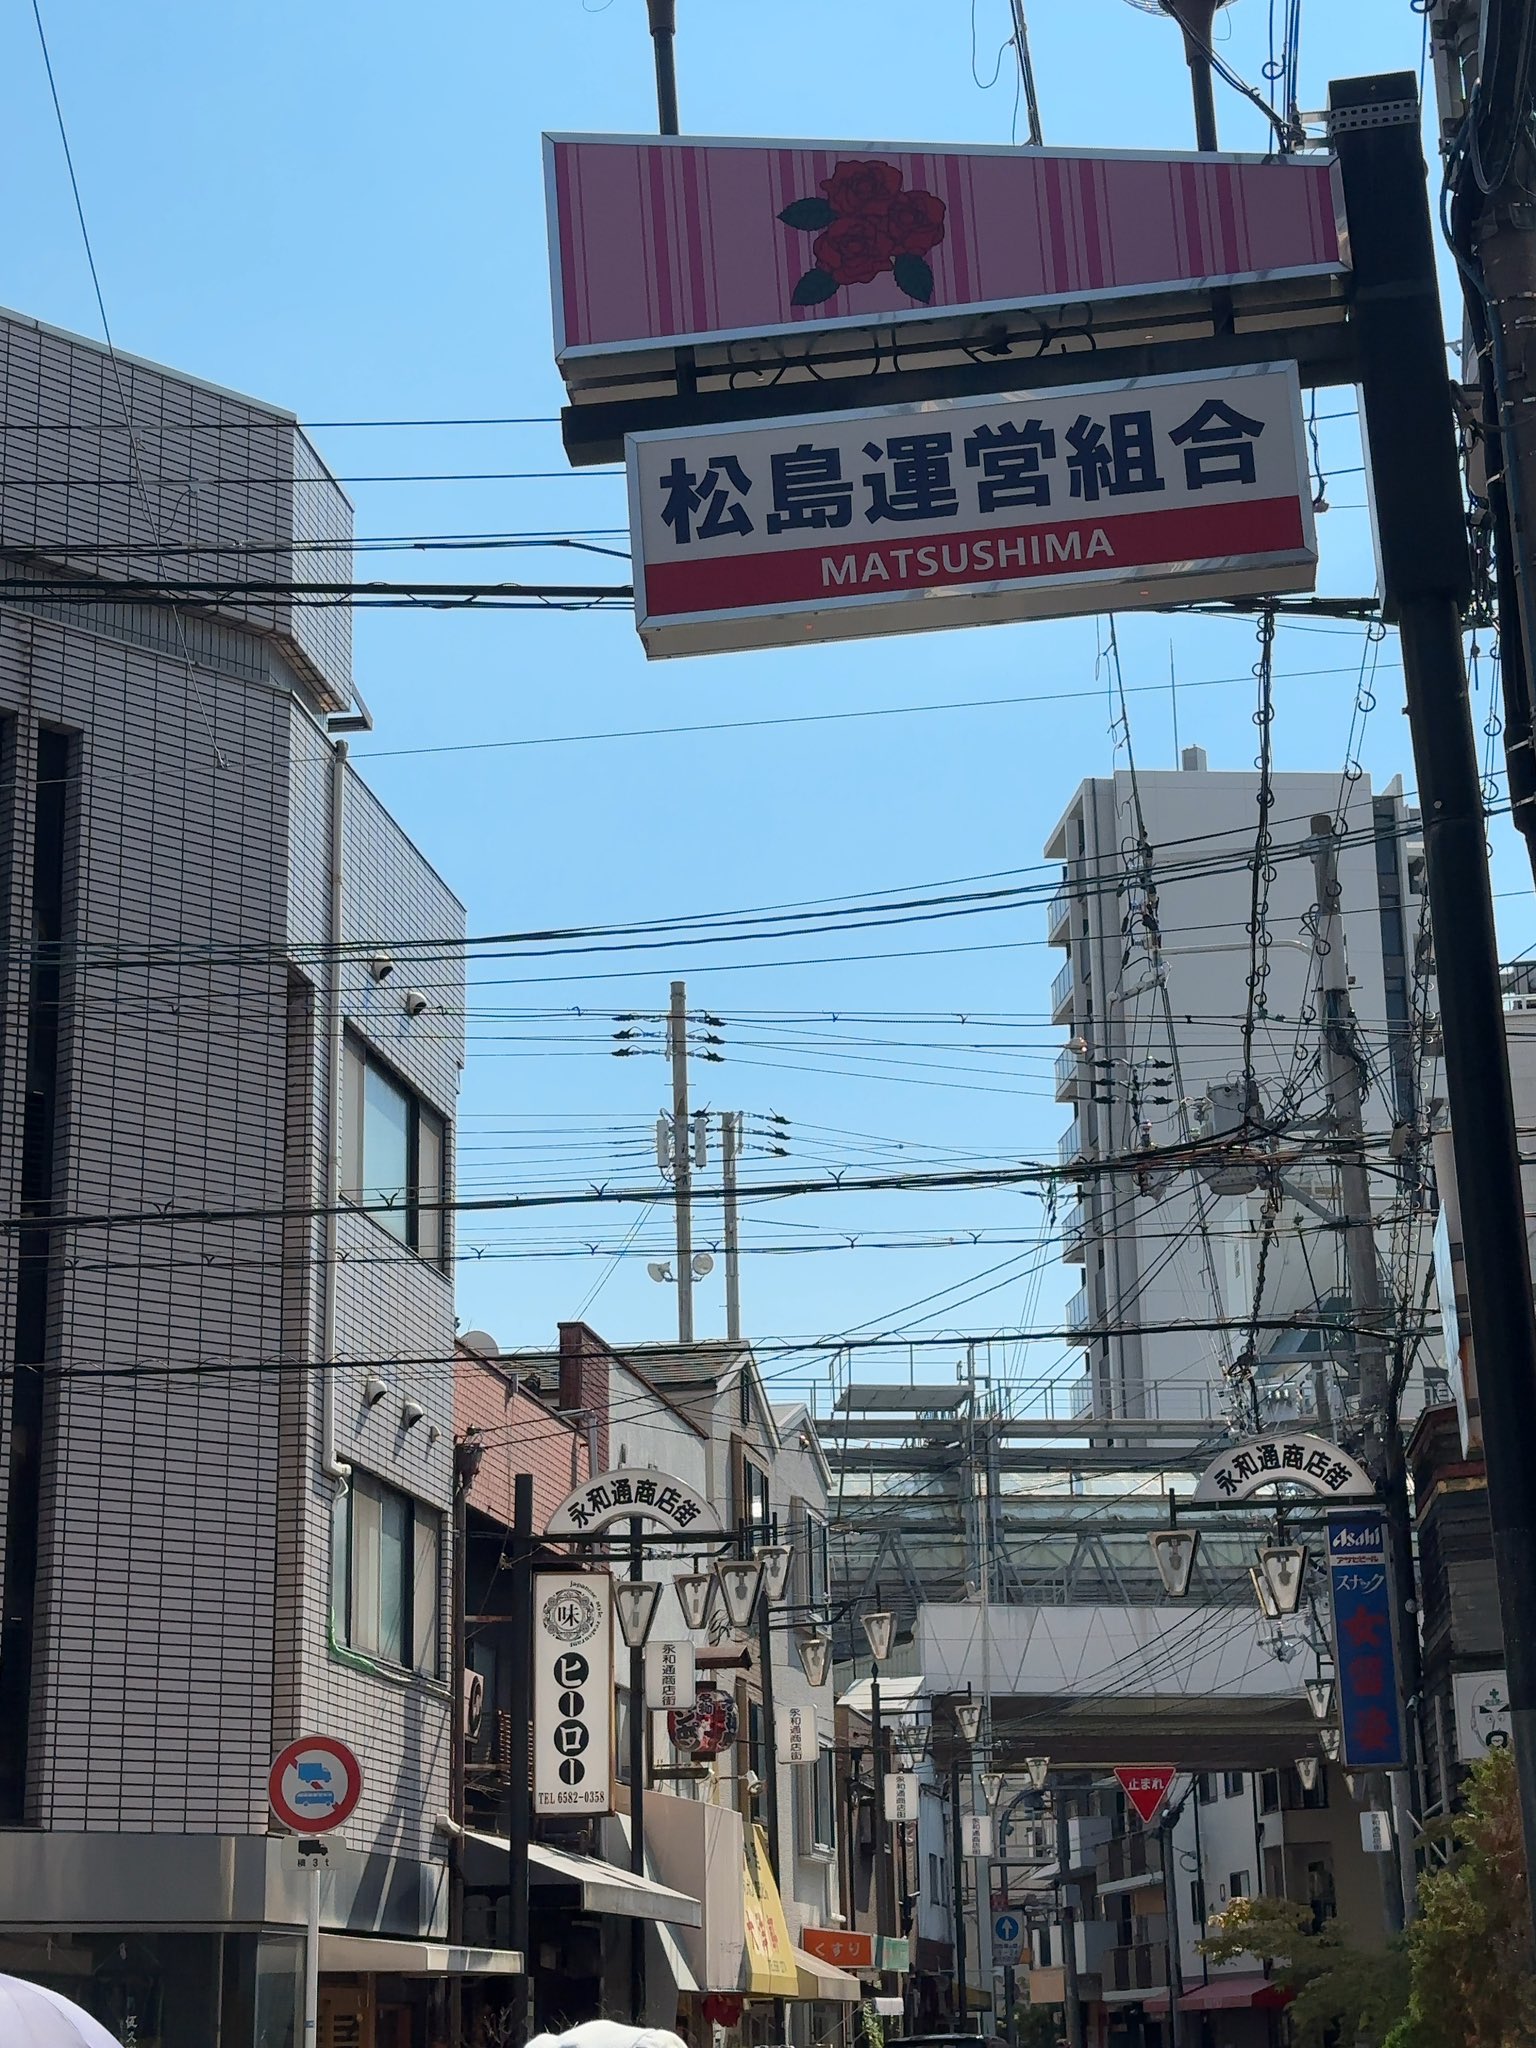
1115;1765;1176;1825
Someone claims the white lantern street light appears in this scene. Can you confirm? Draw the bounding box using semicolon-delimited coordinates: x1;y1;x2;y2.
861;1610;895;1664
1305;1677;1336;1721
758;1543;793;1603
1296;1755;1320;1792
1024;1756;1051;1791
676;1570;716;1632
1257;1544;1309;1617
1148;1527;1200;1598
955;1700;983;1744
716;1557;765;1632
614;1579;662;1650
981;1771;1006;1809
1320;1726;1342;1762
799;1631;832;1688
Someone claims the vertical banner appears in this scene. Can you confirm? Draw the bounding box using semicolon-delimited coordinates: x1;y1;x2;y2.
884;1772;920;1823
962;1813;994;1859
1327;1514;1406;1769
776;1703;817;1765
645;1638;696;1712
534;1572;615;1815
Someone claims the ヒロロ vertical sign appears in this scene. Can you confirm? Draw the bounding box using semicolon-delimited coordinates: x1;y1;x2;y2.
533;1572;615;1815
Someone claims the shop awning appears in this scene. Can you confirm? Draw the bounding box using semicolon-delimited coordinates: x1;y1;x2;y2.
837;1676;927;1716
1145;1973;1292;2014
462;1830;702;1928
792;1946;862;2003
318;1935;522;1976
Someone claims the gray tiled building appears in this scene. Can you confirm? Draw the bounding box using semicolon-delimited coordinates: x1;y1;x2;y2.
0;307;470;2045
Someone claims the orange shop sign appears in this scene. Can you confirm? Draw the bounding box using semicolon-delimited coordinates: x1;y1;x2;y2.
801;1929;875;1970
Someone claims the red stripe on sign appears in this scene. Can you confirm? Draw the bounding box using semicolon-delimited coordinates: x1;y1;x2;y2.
643;498;1307;619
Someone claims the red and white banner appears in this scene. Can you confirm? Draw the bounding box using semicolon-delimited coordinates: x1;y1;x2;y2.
627;363;1316;659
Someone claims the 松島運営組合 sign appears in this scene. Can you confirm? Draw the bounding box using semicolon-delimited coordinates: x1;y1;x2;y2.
625;363;1316;659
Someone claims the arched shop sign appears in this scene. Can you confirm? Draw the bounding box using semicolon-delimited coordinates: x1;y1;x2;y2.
1191;1432;1374;1506
545;1466;720;1538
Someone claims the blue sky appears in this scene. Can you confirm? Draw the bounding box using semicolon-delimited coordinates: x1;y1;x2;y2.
1;0;1517;1407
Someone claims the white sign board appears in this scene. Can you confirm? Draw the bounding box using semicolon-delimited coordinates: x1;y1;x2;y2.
534;1572;614;1816
1360;1810;1393;1855
884;1772;920;1823
626;363;1315;659
645;1637;696;1712
1454;1669;1512;1761
963;1813;995;1859
993;1911;1025;1968
777;1703;818;1766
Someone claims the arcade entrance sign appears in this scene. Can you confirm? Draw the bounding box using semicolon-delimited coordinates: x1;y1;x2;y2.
627;362;1315;658
1190;1431;1374;1505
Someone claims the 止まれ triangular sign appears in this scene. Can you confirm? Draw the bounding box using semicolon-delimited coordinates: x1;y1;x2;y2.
1115;1766;1176;1826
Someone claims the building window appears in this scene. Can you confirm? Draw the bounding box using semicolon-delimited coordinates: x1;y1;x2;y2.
1260;1769;1281;1814
1228;1870;1249;1900
1196;1772;1217;1806
332;1472;442;1675
928;1852;945;1906
341;1032;448;1264
802;1509;830;1618
1223;1771;1245;1799
809;1745;836;1855
737;1453;770;1539
1190;1878;1206;1927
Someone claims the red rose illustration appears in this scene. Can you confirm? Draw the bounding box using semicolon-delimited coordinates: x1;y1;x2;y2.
820;158;904;218
813;213;897;287
885;187;947;258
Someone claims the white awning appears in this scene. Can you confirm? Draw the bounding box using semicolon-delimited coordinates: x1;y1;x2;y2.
791;1946;863;2003
837;1676;927;1716
462;1830;702;1928
318;1935;522;1976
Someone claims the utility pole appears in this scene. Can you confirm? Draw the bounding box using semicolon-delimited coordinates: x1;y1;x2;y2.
506;1474;535;2048
628;1520;647;2023
1053;1785;1083;2048
645;0;679;135
1329;71;1536;1953
949;1749;968;2029
667;980;694;1344
1006;0;1043;146
722;1110;743;1342
1167;0;1224;152
1307;815;1418;1933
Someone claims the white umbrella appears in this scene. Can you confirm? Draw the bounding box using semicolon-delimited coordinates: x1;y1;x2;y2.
0;1974;123;2047
528;2026;687;2048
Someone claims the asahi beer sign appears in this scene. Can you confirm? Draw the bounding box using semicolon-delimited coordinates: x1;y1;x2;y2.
626;363;1315;658
534;1572;614;1815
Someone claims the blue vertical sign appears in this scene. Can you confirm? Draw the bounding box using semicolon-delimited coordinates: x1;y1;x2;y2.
1327;1513;1406;1769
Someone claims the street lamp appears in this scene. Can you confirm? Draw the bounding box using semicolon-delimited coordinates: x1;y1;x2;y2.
715;1557;765;1632
614;1579;663;1650
862;1610;895;1664
799;1631;832;1688
955;1699;983;1745
676;1570;715;1632
758;1542;793;1603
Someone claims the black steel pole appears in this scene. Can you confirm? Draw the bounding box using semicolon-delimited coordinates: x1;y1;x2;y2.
507;1473;535;2046
871;1672;890;1946
755;1565;786;2039
1169;0;1220;151
1329;70;1536;1952
1054;1788;1083;2048
646;0;679;135
950;1750;968;2030
629;1520;647;2024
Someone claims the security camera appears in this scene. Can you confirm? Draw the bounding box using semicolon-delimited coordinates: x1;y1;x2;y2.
367;951;395;983
403;989;429;1018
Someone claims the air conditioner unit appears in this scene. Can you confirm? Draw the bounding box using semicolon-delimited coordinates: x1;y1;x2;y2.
464;1668;486;1743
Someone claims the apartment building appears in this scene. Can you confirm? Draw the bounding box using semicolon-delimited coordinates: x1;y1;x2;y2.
1045;750;1429;1426
0;308;467;2046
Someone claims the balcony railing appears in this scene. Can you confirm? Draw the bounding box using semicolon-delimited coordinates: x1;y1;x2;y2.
1050;958;1075;1021
1048;882;1073;942
1067;1287;1090;1333
1060;1199;1087;1263
1054;1044;1082;1101
1098;1831;1164;1889
1058;1122;1085;1167
1106;1942;1169;1995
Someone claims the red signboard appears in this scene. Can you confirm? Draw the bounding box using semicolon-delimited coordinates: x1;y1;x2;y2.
546;133;1343;364
1115;1766;1176;1826
802;1928;875;1970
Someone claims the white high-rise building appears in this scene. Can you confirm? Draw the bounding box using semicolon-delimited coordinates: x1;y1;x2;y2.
1045;748;1430;1427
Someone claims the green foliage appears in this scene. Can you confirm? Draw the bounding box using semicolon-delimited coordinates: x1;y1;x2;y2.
1197;1893;1408;2048
1392;1748;1536;2048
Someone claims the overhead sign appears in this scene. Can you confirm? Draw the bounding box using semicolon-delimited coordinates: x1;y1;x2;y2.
1360;1810;1393;1855
545;1467;718;1538
533;1571;615;1815
993;1912;1025;1968
1192;1432;1374;1505
1326;1515;1406;1770
646;1637;696;1712
627;363;1315;659
545;134;1344;364
268;1735;362;1835
802;1928;874;1970
884;1771;920;1823
1453;1669;1511;1762
777;1703;818;1766
1115;1766;1176;1826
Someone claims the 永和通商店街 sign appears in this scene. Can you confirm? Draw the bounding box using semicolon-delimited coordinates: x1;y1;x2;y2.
625;363;1315;659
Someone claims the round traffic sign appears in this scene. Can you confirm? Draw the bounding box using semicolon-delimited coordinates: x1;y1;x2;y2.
995;1913;1021;1943
269;1735;363;1834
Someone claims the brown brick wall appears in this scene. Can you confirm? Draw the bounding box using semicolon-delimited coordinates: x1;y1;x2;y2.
456;1349;588;1532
